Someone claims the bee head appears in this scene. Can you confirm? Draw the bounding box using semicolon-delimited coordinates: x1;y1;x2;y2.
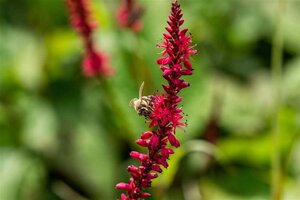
129;98;140;110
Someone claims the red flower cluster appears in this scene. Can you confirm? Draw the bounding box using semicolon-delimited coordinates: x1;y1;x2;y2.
65;0;114;77
116;0;196;199
116;0;144;32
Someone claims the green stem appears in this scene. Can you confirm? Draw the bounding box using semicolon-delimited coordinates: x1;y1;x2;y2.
271;0;285;199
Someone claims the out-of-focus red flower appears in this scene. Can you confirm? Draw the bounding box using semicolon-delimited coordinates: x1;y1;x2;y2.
65;0;114;77
116;0;197;199
82;49;114;77
116;0;144;32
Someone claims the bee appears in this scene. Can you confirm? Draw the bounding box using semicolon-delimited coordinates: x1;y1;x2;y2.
130;82;155;119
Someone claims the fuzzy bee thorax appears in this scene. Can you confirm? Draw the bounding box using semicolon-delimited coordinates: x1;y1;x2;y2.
130;95;154;118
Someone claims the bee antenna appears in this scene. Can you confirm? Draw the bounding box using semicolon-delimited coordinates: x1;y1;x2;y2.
139;81;145;100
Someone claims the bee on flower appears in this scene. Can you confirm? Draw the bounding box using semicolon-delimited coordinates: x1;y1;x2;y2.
130;82;155;119
116;1;196;199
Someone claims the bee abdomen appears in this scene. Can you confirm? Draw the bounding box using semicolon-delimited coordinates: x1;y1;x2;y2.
137;107;152;117
137;95;155;118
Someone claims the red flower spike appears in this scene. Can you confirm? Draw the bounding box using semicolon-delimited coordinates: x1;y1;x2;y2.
116;0;196;199
140;192;151;198
120;193;128;200
147;173;158;180
168;133;180;148
83;50;114;77
149;134;159;149
136;139;148;147
130;151;148;162
116;183;129;190
141;131;153;139
157;158;169;168
163;33;172;39
65;0;114;77
166;147;175;154
151;164;162;173
127;165;139;173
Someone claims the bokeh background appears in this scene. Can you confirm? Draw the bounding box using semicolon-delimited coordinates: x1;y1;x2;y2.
0;0;300;200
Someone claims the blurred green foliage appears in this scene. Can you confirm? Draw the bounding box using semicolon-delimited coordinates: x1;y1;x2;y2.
0;0;300;200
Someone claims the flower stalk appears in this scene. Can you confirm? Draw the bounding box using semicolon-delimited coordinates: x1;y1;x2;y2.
116;0;196;199
271;0;285;199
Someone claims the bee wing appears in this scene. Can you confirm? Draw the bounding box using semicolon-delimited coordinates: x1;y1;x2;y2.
139;81;145;100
